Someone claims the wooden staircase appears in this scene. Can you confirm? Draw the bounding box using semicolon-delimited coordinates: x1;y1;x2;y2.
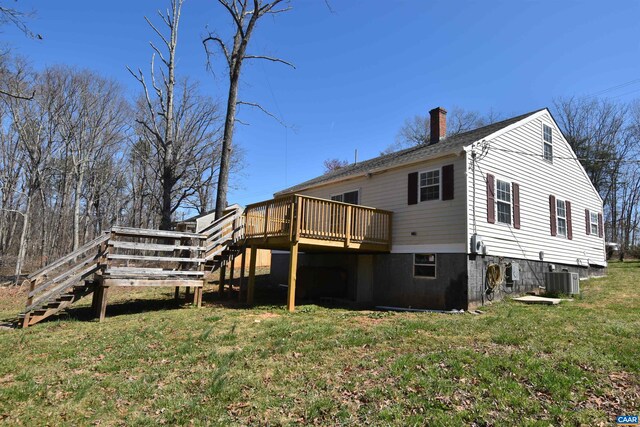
201;209;246;295
19;233;109;327
18;208;246;328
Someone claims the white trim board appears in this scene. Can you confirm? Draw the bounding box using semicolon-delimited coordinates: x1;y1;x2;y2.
391;244;467;254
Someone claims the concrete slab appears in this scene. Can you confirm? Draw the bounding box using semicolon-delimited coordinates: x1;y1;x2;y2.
512;295;564;305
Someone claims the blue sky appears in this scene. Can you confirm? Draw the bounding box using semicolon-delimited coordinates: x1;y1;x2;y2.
3;0;640;208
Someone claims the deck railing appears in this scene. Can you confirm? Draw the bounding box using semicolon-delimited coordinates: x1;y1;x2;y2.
244;194;392;249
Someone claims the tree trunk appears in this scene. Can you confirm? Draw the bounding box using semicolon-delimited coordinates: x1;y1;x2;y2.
214;73;239;220
72;164;85;251
158;0;180;230
15;192;32;283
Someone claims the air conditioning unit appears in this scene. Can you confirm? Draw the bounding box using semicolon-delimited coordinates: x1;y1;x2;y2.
544;272;580;295
470;234;486;255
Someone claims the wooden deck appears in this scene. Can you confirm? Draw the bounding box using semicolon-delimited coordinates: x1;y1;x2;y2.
243;194;392;312
244;194;392;252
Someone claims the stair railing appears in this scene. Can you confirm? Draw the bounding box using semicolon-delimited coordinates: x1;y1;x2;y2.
22;232;111;325
203;208;245;261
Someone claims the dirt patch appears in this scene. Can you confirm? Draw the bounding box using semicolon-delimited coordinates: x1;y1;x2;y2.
255;312;281;320
352;316;388;326
577;371;640;417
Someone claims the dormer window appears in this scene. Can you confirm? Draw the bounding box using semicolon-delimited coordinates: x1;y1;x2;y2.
543;124;553;162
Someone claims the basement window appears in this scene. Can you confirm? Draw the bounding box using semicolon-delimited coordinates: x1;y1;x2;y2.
414;253;436;278
331;190;359;205
419;169;440;201
590;211;599;235
557;199;567;237
543;124;553;162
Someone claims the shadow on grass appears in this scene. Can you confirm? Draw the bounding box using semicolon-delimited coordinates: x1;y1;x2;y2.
203;274;362;312
5;273;365;327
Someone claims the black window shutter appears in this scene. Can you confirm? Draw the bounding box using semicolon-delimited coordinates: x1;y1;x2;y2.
486;174;495;224
442;164;454;200
513;183;521;229
549;195;557;236
566;200;573;240
408;172;418;205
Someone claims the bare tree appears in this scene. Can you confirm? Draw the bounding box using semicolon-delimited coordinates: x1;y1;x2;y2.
322;157;349;173
384;106;500;154
129;0;184;230
552;97;640;250
1;59;61;281
131;78;221;227
203;0;294;219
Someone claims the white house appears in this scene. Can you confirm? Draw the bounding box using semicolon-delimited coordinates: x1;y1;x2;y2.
268;107;606;310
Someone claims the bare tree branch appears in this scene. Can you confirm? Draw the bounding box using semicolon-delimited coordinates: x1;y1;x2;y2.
144;16;171;48
243;55;296;69
0;87;35;100
203;34;231;68
236;100;288;127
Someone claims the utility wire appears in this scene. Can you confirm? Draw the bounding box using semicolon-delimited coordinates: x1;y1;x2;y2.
583;77;640;98
479;143;640;164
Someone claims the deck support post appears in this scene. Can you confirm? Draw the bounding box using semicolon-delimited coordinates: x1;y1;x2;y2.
229;256;235;295
98;285;109;322
174;286;180;300
247;245;257;305
287;241;299;313
219;264;227;297
22;277;39;328
194;286;202;308
239;247;246;301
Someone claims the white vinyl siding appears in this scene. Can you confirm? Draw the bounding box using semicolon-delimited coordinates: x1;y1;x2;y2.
296;155;467;251
466;111;605;267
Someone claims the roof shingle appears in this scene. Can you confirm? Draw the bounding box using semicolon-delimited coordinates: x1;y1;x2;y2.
275;108;544;196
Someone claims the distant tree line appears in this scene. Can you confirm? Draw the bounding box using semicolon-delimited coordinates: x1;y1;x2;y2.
0;56;226;277
0;0;296;279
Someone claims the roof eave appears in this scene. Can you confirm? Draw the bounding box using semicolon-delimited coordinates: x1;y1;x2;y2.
274;147;464;197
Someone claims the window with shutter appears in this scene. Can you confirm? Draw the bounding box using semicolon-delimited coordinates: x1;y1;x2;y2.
419;169;440;201
496;180;512;224
556;199;567;237
590;211;599;236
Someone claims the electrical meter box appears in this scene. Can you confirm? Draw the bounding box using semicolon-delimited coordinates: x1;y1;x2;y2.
506;262;520;285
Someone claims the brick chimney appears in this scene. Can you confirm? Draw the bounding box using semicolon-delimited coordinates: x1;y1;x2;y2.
429;107;447;144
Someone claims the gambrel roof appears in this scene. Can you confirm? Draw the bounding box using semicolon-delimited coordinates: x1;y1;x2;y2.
275;108;545;196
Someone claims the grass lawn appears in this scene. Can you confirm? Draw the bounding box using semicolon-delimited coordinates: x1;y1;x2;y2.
0;262;638;426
